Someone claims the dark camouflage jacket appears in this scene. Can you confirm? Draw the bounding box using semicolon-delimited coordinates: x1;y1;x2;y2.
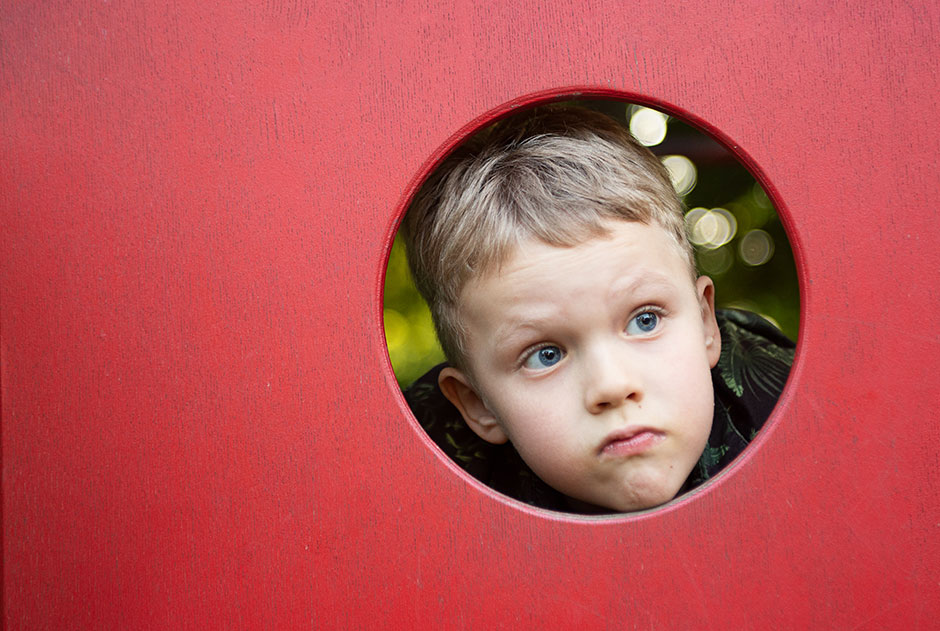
404;309;795;513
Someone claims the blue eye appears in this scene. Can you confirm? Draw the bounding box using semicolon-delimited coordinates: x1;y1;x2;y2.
523;345;565;369
627;311;660;335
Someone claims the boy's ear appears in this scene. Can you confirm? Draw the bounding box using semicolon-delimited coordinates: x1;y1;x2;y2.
438;367;508;445
696;275;722;368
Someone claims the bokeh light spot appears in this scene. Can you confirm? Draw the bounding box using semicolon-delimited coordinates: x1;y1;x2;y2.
750;182;773;209
662;155;697;197
629;107;668;146
739;229;775;266
687;207;737;249
697;245;734;276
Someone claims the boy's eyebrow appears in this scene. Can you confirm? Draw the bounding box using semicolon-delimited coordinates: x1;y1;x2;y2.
489;272;682;351
490;313;561;352
608;272;680;299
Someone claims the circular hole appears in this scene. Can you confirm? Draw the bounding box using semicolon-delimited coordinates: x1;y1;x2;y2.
385;96;798;516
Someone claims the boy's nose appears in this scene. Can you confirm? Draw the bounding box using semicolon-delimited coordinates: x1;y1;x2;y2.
583;344;642;414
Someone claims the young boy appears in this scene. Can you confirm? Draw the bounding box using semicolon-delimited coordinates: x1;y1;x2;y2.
401;106;794;514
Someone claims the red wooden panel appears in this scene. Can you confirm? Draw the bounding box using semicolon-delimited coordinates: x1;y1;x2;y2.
2;1;938;628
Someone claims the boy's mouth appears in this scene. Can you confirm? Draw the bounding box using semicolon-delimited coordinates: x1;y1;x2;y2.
598;427;665;458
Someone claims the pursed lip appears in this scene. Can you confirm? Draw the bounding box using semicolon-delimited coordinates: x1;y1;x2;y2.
597;426;665;457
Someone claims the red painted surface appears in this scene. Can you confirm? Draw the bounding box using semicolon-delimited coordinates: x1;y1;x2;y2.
2;1;938;628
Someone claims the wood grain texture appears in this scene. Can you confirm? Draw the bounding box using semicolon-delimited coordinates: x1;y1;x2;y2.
2;1;938;628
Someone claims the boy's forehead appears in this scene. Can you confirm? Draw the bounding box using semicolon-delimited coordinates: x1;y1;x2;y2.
458;220;696;314
464;220;692;291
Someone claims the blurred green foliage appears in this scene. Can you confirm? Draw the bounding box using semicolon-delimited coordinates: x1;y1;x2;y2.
384;100;800;387
384;238;448;387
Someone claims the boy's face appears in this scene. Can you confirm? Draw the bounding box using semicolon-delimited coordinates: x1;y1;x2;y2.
439;220;721;513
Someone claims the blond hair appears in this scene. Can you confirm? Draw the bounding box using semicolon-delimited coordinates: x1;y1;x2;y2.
401;106;693;371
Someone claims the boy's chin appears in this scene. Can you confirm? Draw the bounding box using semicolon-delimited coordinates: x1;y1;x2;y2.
563;484;683;515
563;496;620;515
